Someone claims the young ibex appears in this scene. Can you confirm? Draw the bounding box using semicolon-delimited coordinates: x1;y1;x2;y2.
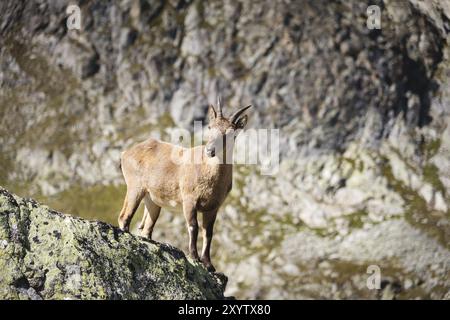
118;99;251;271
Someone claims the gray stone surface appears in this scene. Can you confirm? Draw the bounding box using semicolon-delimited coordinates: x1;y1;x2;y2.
0;187;227;300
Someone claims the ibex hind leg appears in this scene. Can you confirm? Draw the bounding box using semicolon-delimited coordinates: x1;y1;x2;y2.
141;194;161;239
118;187;145;232
138;210;148;230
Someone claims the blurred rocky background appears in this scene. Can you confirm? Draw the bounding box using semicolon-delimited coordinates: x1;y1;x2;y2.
0;0;449;299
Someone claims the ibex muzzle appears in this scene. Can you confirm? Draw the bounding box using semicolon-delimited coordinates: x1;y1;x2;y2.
118;98;251;272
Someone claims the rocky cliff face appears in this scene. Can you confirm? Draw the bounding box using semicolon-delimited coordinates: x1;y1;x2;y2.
0;187;227;299
0;0;449;299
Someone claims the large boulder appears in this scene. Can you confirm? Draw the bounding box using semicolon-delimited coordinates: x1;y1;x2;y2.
0;187;227;300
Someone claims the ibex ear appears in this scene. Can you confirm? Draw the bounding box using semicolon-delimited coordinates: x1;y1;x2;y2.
235;114;248;129
208;104;217;123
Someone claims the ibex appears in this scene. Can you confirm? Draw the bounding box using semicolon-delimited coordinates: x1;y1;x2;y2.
118;99;251;271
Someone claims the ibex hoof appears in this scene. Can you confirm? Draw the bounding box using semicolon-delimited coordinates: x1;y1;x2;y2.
201;257;216;272
118;218;130;232
205;264;216;272
189;253;200;262
140;230;152;239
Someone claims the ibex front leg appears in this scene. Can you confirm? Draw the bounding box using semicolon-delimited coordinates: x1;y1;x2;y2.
183;200;199;261
201;210;217;272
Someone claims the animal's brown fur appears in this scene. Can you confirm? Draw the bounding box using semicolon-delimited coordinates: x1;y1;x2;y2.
118;101;250;271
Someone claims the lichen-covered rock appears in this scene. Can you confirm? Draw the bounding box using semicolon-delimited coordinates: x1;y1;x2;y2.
0;187;227;300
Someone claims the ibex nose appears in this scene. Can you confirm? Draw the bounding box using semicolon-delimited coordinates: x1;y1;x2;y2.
205;145;215;157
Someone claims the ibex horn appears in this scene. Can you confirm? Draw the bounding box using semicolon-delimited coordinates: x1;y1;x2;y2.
209;104;217;118
231;105;252;124
217;96;223;118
